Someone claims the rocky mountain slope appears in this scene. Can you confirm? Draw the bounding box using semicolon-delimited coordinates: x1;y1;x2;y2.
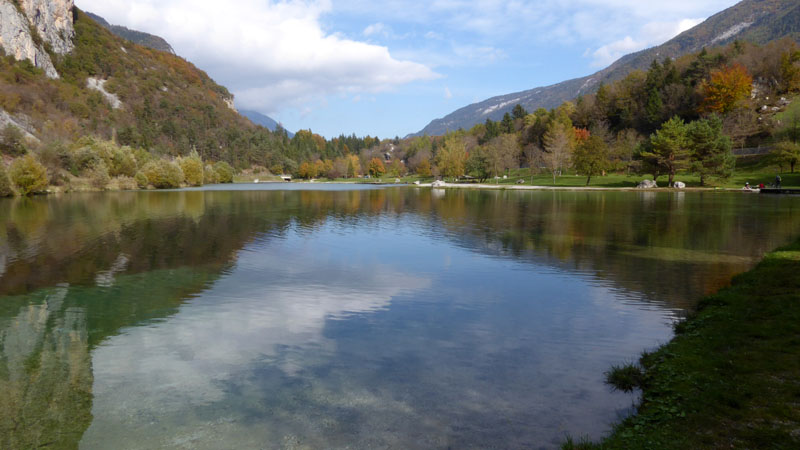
413;0;800;136
0;0;74;78
84;11;174;54
0;2;289;168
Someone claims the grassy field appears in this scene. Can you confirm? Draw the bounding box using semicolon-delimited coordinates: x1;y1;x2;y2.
564;238;800;449
287;155;800;189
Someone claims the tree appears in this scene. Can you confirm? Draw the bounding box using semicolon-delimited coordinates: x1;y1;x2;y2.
213;161;234;183
482;119;500;144
700;64;753;114
388;158;405;177
486;134;520;180
435;134;467;180
297;161;314;179
415;158;432;177
523;144;542;184
512;104;528;120
780;50;800;93
141;159;184;188
346;154;361;178
368;157;386;178
611;129;642;173
572;135;608;186
772;141;800;173
9;155;49;195
687;115;734;185
0;163;14;197
641;117;689;187
500;112;515;134
179;150;204;186
465;146;491;182
542;121;573;184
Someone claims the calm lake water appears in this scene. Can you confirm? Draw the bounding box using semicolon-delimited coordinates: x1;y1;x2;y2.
1;185;799;449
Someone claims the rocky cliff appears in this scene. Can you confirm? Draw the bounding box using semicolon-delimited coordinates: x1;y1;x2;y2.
0;0;74;79
19;0;75;54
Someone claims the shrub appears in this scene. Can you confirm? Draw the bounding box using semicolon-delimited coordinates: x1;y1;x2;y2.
110;147;138;177
0;124;27;156
9;154;49;195
203;164;218;184
70;146;102;174
88;161;111;190
0;163;13;197
140;159;184;189
214;161;234;183
134;171;149;189
179;151;204;186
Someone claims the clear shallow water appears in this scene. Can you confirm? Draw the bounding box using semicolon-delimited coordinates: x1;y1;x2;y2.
1;186;799;449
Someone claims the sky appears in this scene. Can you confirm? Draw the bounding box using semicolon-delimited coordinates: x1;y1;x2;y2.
77;0;741;138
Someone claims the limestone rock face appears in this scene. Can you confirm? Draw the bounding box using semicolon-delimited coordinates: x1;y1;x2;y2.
20;0;75;55
0;0;74;78
0;1;58;78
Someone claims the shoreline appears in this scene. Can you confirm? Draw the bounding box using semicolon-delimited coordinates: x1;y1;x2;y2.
2;180;777;197
566;237;800;448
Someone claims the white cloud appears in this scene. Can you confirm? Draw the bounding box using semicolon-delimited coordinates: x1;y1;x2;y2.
77;0;439;115
363;22;386;37
444;86;452;100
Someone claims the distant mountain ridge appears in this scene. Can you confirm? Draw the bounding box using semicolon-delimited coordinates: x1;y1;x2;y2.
412;0;800;137
85;11;175;54
240;110;294;138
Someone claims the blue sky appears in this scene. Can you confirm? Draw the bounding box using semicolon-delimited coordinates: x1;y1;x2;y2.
78;0;740;138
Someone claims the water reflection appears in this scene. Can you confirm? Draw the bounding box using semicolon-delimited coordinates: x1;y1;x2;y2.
0;187;798;448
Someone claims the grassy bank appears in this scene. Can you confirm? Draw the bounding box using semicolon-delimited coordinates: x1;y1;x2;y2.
566;238;800;449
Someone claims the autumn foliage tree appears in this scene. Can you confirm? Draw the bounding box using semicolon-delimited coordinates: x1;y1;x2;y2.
700;64;753;114
368;158;386;178
9;155;48;195
435;134;467;180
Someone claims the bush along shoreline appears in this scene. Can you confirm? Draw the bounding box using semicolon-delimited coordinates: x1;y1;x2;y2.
0;137;236;197
565;238;800;449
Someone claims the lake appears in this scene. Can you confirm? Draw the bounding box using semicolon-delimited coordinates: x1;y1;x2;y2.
1;185;799;449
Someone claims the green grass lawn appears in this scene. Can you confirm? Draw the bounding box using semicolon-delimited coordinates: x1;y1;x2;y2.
564;238;800;449
272;155;800;189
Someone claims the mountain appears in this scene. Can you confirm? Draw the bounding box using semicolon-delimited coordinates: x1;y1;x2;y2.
0;2;287;168
413;0;800;136
84;11;175;54
240;110;294;138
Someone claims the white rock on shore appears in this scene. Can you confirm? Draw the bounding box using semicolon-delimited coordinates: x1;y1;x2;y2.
637;179;658;189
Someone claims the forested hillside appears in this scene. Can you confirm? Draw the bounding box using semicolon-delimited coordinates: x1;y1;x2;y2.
414;0;800;136
286;39;800;188
0;6;383;194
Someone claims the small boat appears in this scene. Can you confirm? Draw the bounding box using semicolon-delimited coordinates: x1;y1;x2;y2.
254;179;259;183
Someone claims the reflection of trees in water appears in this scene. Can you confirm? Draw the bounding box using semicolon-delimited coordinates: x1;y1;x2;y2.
423;190;800;308
0;286;92;449
2;189;798;306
